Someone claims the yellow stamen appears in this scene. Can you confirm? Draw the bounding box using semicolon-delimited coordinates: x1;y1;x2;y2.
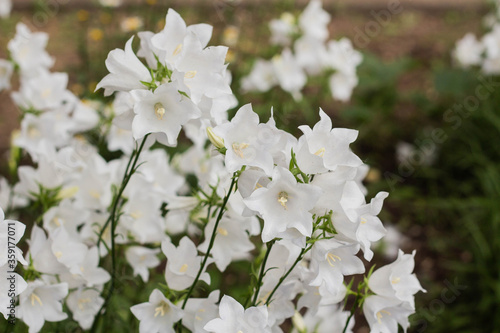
55;251;63;259
173;44;183;56
78;298;91;310
217;227;228;236
277;191;288;209
376;310;391;323
360;217;367;224
232;142;249;158
130;211;142;219
255;182;263;190
30;293;43;306
314;147;326;157
52;217;62;227
179;264;188;273
184;70;197;79
326;253;342;267
154;103;166;120
391;277;401;284
154;301;170;317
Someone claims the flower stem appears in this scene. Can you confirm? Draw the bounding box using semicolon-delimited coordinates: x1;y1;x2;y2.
250;239;276;306
342;293;359;333
91;134;149;331
181;174;237;309
265;244;311;306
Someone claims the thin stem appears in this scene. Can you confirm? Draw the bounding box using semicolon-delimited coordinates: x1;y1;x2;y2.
181;174;237;309
265;244;311;306
91;134;149;332
342;293;359;333
251;240;276;306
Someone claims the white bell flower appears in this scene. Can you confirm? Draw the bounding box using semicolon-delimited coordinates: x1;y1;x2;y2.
125;246;161;282
329;71;359;102
212;104;277;175
368;250;426;308
241;59;277;93
243;166;322;243
183;290;220;333
17;280;68;333
269;12;297;46
130;81;201;143
362;295;414;333
271;49;306;100
96;36;151;96
298;0;331;42
309;239;365;295
130;289;183;333
204;295;272;333
198;211;255;272
67;246;111;287
66;288;104;330
0;0;11;18
7;23;54;76
162;236;210;291
294;304;353;333
453;33;484;67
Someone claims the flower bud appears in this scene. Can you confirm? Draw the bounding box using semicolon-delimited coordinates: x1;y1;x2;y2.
206;127;225;149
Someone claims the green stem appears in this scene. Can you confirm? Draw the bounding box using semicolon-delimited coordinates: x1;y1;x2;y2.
250;239;276;306
181;174;237;309
265;244;311;306
91;134;149;331
342;293;359;333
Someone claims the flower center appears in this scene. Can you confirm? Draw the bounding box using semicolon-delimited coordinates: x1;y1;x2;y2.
376;310;391;324
391;277;400;284
30;293;43;306
232;142;249;158
184;70;197;79
179;264;188;273
277;191;288;209
314;147;325;157
173;43;183;56
154;301;170;317
217;227;228;236
154;103;166;120
78;298;91;310
326;253;341;267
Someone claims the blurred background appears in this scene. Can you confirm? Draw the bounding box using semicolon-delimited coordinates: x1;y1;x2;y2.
0;0;499;332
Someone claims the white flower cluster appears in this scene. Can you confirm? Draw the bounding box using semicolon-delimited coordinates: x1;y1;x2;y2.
241;0;362;102
0;9;424;333
453;3;500;75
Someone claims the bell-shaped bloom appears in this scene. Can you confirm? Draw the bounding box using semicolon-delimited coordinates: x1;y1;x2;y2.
363;295;414;333
243;166;322;243
298;0;331;42
7;23;54;76
296;109;362;174
130;81;201;144
17;280;68;333
125;246;161;282
96;36;151;96
204;295;272;333
309;239;365;295
368;250;426;309
66;288;104;330
162;236;210;290
130;289;183;333
183;290;220;333
271;49;306;100
213;104;278;176
241;59;277;93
